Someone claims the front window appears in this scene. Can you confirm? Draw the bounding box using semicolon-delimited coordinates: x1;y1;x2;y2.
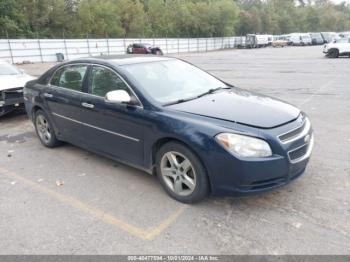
0;63;21;75
122;60;226;104
90;66;131;97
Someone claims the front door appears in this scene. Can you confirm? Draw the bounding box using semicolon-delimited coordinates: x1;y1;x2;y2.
77;65;144;166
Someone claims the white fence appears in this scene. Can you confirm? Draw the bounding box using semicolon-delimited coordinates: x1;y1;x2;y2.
0;37;240;64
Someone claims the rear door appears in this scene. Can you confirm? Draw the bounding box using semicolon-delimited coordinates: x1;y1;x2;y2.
77;65;145;166
44;64;89;144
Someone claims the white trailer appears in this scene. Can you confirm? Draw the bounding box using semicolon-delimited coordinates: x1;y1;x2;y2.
246;34;269;48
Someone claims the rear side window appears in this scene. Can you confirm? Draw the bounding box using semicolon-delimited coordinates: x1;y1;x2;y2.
51;65;88;92
90;66;131;97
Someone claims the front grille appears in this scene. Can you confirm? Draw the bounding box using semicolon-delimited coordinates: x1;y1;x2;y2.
289;144;308;161
287;133;314;163
2;88;23;101
279;120;306;142
278;115;311;144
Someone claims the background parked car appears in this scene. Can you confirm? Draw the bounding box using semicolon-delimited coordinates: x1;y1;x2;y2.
272;36;289;47
323;38;350;58
309;32;325;45
126;43;163;55
0;61;35;116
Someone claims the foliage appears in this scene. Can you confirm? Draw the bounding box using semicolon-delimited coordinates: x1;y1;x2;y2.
0;0;349;38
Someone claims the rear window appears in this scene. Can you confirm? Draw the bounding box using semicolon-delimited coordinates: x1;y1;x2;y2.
50;65;88;92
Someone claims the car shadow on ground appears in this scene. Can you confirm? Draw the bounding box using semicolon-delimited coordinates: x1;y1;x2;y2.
0;108;27;123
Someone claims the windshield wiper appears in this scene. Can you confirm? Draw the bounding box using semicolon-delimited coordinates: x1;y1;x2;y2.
163;97;198;106
196;86;231;98
163;86;232;106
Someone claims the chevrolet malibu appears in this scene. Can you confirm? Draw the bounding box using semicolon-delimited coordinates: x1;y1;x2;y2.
24;56;314;203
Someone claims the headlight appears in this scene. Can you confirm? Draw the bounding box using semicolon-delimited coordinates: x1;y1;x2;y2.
216;133;272;158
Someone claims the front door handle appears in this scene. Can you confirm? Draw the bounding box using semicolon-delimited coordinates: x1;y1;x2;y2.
43;93;53;98
81;102;95;109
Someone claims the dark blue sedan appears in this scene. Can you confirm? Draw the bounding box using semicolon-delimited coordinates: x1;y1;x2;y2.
23;56;314;203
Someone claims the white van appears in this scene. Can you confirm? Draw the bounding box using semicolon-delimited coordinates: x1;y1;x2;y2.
286;33;312;46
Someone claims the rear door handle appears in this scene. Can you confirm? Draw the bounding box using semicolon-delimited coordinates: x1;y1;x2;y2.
43;93;53;98
81;102;95;109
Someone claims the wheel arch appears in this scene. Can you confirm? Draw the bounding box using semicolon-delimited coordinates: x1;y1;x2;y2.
31;105;44;119
151;136;213;193
329;47;339;52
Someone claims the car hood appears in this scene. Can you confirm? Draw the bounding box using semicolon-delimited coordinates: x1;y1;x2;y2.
167;88;300;129
0;74;36;91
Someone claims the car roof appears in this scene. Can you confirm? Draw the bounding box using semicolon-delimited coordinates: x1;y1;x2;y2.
69;55;173;66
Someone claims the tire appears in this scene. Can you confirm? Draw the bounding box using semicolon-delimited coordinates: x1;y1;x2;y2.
155;49;163;55
34;109;60;148
329;49;339;58
156;142;209;203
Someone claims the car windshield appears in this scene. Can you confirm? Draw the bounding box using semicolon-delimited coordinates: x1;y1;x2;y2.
122;60;227;104
0;63;21;75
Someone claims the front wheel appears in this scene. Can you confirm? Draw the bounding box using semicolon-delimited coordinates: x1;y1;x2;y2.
156;142;209;203
328;49;339;58
155;49;163;55
34;110;60;148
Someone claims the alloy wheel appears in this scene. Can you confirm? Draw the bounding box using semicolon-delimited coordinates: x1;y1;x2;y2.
160;151;196;196
36;114;52;144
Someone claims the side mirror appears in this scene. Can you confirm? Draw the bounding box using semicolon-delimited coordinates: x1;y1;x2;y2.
106;90;131;104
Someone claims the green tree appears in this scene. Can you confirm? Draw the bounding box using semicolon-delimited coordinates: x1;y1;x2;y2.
78;0;124;37
1;0;350;39
0;0;25;36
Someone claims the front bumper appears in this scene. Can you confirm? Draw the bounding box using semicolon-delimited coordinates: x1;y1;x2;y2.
0;88;24;116
206;115;314;196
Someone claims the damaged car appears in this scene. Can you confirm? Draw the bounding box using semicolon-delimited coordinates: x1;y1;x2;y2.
0;61;35;116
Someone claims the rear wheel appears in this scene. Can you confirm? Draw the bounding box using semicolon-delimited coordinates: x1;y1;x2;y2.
34;110;60;147
156;142;209;203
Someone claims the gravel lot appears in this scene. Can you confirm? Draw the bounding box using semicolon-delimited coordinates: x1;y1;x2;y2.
1;46;349;255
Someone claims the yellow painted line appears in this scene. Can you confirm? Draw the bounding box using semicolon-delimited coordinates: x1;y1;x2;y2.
145;205;188;240
0;166;188;240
